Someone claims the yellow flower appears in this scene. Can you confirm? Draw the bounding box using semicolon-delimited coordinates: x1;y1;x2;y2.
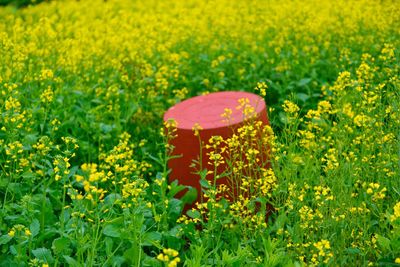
255;81;268;97
5;96;21;111
168;258;181;267
40;69;54;80
192;123;203;137
157;248;180;265
282;100;300;115
221;108;233;123
8;229;15;237
390;202;400;222
25;229;32;236
40;86;54;104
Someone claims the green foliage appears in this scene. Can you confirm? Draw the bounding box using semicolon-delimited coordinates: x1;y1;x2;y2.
0;0;45;8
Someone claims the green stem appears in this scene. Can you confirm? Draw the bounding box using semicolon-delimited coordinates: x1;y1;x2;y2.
40;184;47;236
89;215;102;265
60;182;67;233
101;242;123;267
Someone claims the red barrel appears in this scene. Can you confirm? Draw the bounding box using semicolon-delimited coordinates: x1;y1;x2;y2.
163;91;269;209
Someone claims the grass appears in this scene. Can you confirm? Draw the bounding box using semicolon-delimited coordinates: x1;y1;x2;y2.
0;0;399;266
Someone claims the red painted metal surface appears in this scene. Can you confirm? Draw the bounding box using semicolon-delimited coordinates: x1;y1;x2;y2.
163;91;269;209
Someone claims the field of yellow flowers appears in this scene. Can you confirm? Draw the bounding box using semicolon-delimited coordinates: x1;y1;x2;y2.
0;0;399;266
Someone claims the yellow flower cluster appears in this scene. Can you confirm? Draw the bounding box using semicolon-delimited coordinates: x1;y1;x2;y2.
5;141;23;160
390;202;400;222
5;96;21;111
236;98;257;120
282;100;300;115
8;224;31;238
2;88;29;131
298;205;323;230
40;86;54;104
53;155;71;181
314;186;334;202
157;248;180;267
220;108;233;124
311;239;333;265
192;122;203;137
365;182;387;202
229;196;268;230
206;136;226;169
68;132;151;207
185;105;278;230
163;119;178;149
278;45;399;264
256;169;277;197
255;82;268;97
32;136;53;156
212;120;276;198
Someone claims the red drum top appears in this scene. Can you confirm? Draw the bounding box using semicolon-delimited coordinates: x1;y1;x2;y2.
164;91;266;130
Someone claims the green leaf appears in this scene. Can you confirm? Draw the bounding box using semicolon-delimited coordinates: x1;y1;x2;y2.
148;155;163;167
168;198;182;216
30;219;40;237
10;245;17;255
103;224;121;238
63;255;80;267
197;169;208;180
187;209;200;219
181;186;197;205
142;256;162;267
199;178;211;189
167;180;187;198
142;231;162;246
279;112;289;124
345;247;361;255
165;234;181;251
377;258;399;266
23;133;39;145
104;193;122;206
32;248;54;263
376;235;391;251
110;256;126;266
123;244;140;265
296;93;310;103
52;237;70;254
100;123;114;134
104;216;124;225
0;235;12;245
22;172;37;180
297;78;312;87
105;237;114;256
